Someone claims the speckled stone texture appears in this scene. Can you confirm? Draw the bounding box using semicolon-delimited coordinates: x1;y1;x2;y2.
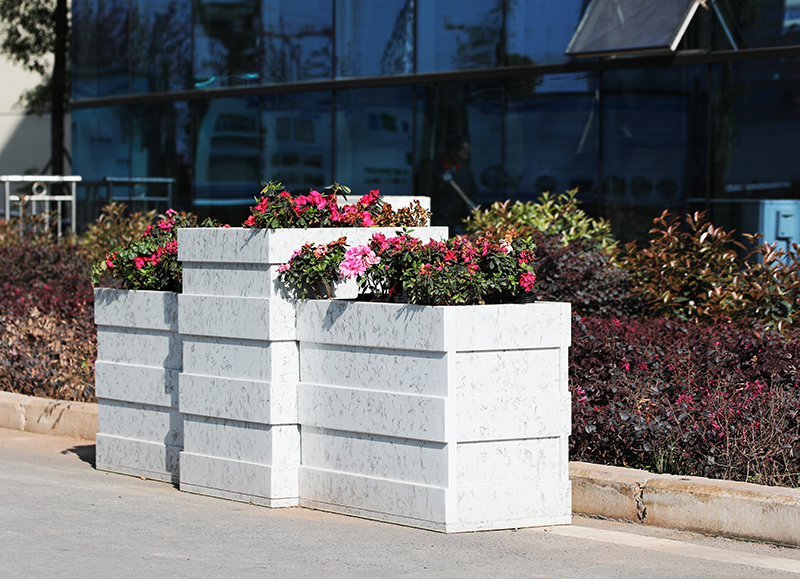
295;300;572;532
176;227;447;506
94;288;183;483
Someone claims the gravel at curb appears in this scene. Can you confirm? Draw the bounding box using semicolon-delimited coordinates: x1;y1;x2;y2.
1;391;797;546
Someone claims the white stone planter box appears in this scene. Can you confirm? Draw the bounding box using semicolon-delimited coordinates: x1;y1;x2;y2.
94;288;182;483
295;299;572;532
176;227;447;506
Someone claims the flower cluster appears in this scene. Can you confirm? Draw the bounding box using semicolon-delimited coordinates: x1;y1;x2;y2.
360;233;536;305
243;182;431;229
243;182;382;229
92;210;222;292
279;232;537;306
277;238;348;299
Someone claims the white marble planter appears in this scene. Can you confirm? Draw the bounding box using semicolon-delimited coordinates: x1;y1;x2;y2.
94;288;182;483
176;226;446;506
295;299;572;532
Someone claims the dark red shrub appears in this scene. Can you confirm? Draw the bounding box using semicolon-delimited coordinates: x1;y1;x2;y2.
529;231;640;318
570;316;800;486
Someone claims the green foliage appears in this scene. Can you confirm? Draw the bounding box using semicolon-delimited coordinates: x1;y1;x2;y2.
80;202;158;266
614;210;800;330
464;190;616;250
277;238;348;299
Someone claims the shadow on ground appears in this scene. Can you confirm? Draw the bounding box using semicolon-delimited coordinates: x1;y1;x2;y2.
62;444;95;468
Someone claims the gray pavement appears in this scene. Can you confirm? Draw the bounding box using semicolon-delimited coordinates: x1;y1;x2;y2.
2;427;799;579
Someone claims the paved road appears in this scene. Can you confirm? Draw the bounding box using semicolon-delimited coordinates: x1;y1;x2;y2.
2;427;799;579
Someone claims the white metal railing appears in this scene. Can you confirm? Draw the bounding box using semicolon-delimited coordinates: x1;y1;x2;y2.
1;175;81;238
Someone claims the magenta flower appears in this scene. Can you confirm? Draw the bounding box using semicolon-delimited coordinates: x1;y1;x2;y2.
520;271;536;292
133;256;147;270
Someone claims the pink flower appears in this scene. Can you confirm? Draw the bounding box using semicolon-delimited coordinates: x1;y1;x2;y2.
520;271;536;292
360;211;375;227
359;189;380;206
165;208;177;218
339;245;379;279
133;256;147;270
467;263;479;274
244;215;256;227
158;219;172;232
307;190;326;210
277;263;290;273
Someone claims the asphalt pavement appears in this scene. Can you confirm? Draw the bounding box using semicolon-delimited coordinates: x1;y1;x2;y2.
2;426;799;579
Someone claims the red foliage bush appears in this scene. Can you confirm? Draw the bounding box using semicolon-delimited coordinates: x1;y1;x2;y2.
570;315;800;486
0;241;96;402
528;231;639;318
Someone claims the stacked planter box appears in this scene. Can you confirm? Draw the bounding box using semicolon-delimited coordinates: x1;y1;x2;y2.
176;227;446;506
295;300;572;532
94;288;182;483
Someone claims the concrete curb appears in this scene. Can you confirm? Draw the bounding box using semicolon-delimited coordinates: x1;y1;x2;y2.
0;391;97;441
571;462;800;547
1;392;798;546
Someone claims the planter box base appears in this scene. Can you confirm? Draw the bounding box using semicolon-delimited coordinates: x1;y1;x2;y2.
96;434;180;484
179;451;299;507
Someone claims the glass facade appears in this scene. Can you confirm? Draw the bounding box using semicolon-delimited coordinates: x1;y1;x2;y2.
71;0;800;238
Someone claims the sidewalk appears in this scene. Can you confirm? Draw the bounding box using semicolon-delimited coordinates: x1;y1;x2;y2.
2;427;800;579
2;391;799;548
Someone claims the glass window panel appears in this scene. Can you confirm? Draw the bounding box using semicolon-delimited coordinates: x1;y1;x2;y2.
506;0;588;65
738;0;799;50
505;73;601;212
417;0;503;73
261;91;332;194
709;59;800;245
335;0;413;78
129;101;193;212
194;0;260;89
415;82;503;231
71;106;131;228
131;0;193;94
262;1;333;83
72;0;130;99
334;87;414;197
193;97;261;221
601;66;708;242
566;0;698;57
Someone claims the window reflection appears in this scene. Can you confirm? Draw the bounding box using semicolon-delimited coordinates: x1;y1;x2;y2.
262;1;333;83
72;0;131;98
335;0;413;77
416;82;503;231
335;88;414;196
131;0;192;94
506;0;587;65
261;92;332;194
194;0;260;89
505;73;600;209
130;102;193;210
602;67;707;242
417;0;503;72
72;106;131;227
193;97;261;214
